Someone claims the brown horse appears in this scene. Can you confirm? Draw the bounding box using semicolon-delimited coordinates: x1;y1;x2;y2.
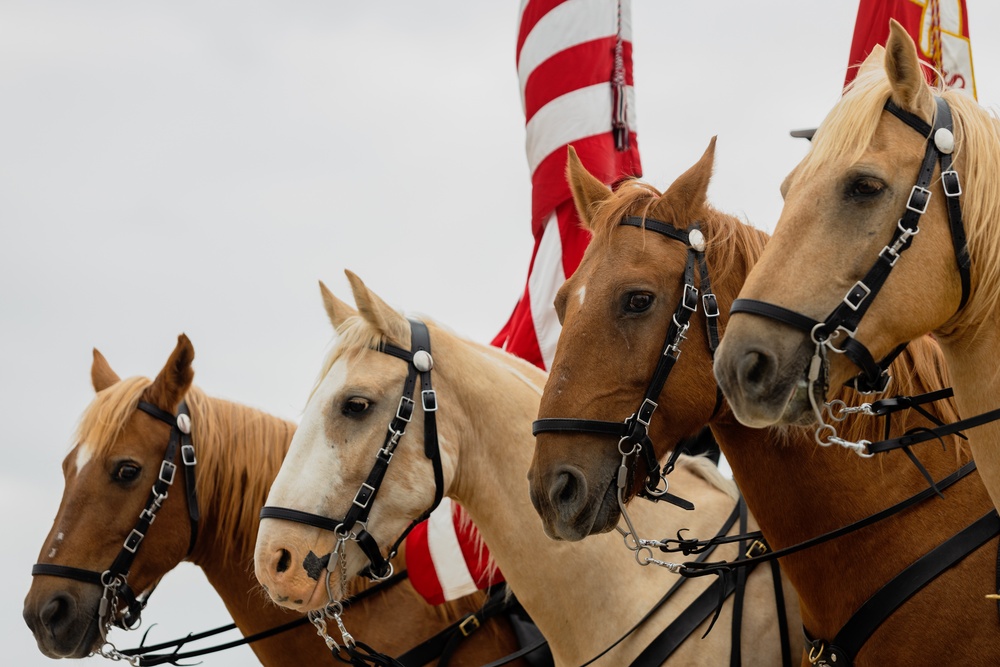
23;335;524;665
713;21;1000;518
530;140;1000;665
254;275;800;665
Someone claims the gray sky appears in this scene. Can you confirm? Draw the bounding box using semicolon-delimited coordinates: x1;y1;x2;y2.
6;2;1000;665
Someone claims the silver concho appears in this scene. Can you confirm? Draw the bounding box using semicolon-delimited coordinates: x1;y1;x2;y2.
412;350;434;372
176;413;192;434
688;228;706;252
934;127;955;154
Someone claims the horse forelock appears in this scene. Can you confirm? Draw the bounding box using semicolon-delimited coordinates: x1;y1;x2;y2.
74;376;153;464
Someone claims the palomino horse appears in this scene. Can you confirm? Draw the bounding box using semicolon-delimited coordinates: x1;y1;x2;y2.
713;21;1000;517
529;141;1000;665
253;274;800;666
23;335;524;665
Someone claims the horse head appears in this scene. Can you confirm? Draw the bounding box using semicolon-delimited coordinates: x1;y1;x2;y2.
715;19;1000;428
529;140;746;541
255;274;453;612
23;336;197;658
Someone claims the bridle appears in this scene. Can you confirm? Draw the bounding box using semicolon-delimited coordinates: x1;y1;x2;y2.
258;318;443;660
31;400;200;661
730;96;970;456
532;215;722;512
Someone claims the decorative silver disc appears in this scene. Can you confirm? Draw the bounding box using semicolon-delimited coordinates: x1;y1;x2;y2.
176;413;192;434
688;228;706;252
934;127;955;154
412;350;434;372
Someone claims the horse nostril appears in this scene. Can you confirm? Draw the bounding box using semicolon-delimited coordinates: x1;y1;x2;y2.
739;349;775;391
39;593;72;633
549;465;587;510
276;549;292;574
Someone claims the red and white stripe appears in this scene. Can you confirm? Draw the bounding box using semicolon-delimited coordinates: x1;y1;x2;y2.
494;0;642;369
407;0;644;604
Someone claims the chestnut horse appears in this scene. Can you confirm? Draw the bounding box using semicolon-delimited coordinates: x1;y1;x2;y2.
530;141;1000;665
23;335;523;665
713;21;1000;518
253;274;800;666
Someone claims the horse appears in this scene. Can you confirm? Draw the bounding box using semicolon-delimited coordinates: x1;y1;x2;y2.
528;139;1000;665
22;335;525;666
712;20;1000;518
252;274;800;666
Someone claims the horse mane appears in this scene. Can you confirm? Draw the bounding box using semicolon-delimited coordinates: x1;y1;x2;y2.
77;377;296;561
796;62;1000;331
587;177;770;290
676;454;738;500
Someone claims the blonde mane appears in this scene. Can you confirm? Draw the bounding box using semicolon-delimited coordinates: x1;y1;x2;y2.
77;378;295;561
796;62;1000;331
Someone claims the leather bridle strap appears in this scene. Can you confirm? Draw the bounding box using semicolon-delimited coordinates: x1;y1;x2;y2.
259;319;444;581
731;96;969;394
31;401;199;631
532;216;720;506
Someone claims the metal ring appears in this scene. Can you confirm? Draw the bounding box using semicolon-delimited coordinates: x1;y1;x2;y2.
814;423;837;447
644;473;670;497
827;399;848;421
634;545;654;566
618;437;639;456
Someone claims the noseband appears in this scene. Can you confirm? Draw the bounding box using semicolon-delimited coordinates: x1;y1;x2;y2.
259;318;444;582
31;401;200;645
532;216;722;507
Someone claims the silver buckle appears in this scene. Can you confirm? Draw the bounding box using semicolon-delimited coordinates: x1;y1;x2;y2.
353;483;376;509
941;170;962;197
879;245;901;266
181;444;197;466
637;398;658;426
421;389;437;412
139;508;157;523
843;281;871;311
906;185;931;214
158;461;177;485
682;284;698;312
702;293;720;317
124;529;144;553
395;396;414;422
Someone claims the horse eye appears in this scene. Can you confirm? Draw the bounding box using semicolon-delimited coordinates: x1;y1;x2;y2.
849;178;884;198
342;398;371;416
112;462;142;483
624;292;654;313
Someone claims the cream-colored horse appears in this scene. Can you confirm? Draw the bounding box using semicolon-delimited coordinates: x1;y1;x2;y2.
253;273;799;665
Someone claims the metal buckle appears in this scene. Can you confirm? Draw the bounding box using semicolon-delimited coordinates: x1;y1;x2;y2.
124;529;144;554
353;483;376;509
158;461;177;485
843;280;871;311
879;245;901;267
459;614;481;637
181;444;197;466
139;508;157;524
421;389;438;412
745;539;768;558
941;170;962;197
395;396;414;422
681;284;698;312
636;398;658;426
906;185;931;214
702;293;720;317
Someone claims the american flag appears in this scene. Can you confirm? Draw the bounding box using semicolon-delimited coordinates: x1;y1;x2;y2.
406;0;643;603
846;0;976;97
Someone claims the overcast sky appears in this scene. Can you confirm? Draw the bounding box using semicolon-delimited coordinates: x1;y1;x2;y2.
6;2;1000;665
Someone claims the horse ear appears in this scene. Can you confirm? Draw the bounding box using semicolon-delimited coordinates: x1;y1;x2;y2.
344;270;410;346
319;280;357;331
656;136;716;221
145;334;195;411
885;19;935;122
855;44;885;80
91;348;121;393
566;146;611;230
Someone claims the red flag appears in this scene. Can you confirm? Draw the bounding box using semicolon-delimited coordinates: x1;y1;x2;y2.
406;0;644;605
493;0;642;369
845;0;976;98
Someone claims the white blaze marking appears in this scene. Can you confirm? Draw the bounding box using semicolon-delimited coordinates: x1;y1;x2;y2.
577;285;586;306
74;443;94;474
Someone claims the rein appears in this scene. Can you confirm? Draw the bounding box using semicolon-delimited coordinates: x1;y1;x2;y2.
730;96;970;456
532;216;722;508
31;400;201;662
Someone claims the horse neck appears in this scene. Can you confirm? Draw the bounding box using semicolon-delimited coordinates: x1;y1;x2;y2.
436;334;743;664
937;328;1000;511
710;410;987;639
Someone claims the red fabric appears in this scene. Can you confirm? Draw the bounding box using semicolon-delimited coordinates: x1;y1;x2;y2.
845;0;972;89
